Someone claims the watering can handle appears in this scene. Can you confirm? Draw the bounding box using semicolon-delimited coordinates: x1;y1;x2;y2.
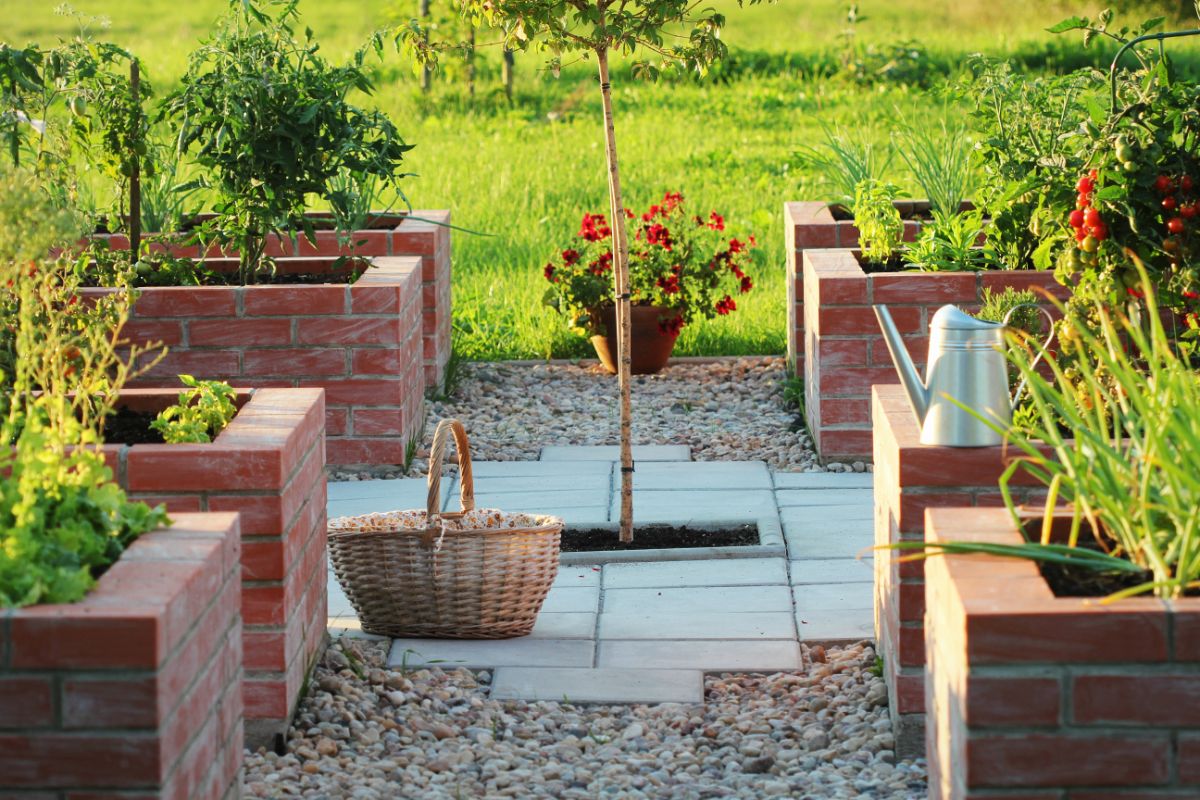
1003;303;1056;407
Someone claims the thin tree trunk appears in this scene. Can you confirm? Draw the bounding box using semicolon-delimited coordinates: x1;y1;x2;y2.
129;60;141;257
420;0;433;93
502;47;514;103
596;46;634;544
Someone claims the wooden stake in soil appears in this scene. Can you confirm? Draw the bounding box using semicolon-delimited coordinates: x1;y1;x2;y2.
597;46;634;544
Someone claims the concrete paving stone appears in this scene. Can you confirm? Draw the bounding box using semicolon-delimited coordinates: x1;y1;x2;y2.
609;489;777;524
792;582;874;611
788;558;874;584
598;611;796;640
386;638;595;670
470;460;613;478
327;494;435;520
782;520;874;560
462;473;613;495
327;575;356;618
553;565;602;588
778;504;874;529
604;557;789;589
597;639;803;672
630;461;772;491
540;445;692;462
774;488;875;508
795;608;874;643
530;612;597;639
454;490;610;515
326;477;434;503
491;667;703;704
772;472;875;490
540;587;601;614
603;585;794;615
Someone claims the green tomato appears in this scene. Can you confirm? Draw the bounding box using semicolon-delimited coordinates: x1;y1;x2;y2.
1116;145;1135;162
1081;235;1099;253
1122;160;1138;174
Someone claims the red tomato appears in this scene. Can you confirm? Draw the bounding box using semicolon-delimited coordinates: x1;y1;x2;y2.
1168;217;1185;235
1084;208;1102;227
1076;193;1091;210
1183;204;1198;220
1075;227;1088;242
1090;223;1109;241
1076;176;1095;194
1156;175;1175;195
1069;209;1085;228
1164;196;1179;211
1183;175;1195;193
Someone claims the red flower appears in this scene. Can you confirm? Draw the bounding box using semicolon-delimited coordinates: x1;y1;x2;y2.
588;251;613;275
715;295;736;315
646;223;673;250
728;238;745;254
740;276;753;294
730;264;745;280
561;249;580;265
624;208;635;219
543;263;557;282
662;191;684;211
1184;290;1199;300
707;212;725;231
658;313;684;335
656;274;681;295
579;213;611;242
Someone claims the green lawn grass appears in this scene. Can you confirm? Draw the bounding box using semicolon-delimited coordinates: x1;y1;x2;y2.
7;0;1169;360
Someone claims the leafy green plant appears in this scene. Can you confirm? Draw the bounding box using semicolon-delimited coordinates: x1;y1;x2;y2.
150;374;237;444
794;124;894;209
904;209;996;272
160;0;415;283
0;166;168;608
852;179;904;266
895;115;976;220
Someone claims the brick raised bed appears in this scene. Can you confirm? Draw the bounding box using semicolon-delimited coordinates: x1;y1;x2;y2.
85;255;424;466
925;506;1200;799
104;387;328;748
0;512;243;798
95;209;453;389
872;383;1047;758
806;247;1065;462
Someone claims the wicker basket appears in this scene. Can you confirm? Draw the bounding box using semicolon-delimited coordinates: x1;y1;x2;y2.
328;418;562;639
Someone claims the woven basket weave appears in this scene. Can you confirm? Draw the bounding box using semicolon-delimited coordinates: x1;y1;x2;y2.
328;419;563;639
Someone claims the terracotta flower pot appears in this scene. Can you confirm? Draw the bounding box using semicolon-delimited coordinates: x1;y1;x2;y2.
589;304;681;375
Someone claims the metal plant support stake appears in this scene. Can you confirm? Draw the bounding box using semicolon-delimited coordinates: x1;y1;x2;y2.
1109;28;1200;110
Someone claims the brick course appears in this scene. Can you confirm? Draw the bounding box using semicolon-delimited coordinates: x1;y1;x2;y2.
0;513;243;799
801;246;1065;462
925;507;1200;799
84;256;425;466
103;387;328;748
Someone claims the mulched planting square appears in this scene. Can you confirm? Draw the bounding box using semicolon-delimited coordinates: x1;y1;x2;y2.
561;524;758;552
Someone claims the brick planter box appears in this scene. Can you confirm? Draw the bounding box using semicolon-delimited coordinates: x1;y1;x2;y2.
925;506;1200;799
806;247;1065;462
104;387;328;748
95;209;453;389
85;255;425;466
872;383;1047;758
0;512;243;798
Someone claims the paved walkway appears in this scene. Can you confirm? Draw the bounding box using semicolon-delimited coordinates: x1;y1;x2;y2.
326;446;873;703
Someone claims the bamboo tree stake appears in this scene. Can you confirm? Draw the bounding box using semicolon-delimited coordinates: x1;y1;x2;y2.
420;0;433;92
502;47;514;103
596;43;634;544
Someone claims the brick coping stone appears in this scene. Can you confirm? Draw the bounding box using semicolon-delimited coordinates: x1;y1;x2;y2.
1;512;245;799
924;506;1200;799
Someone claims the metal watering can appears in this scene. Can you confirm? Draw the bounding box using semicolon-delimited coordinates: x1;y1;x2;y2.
874;303;1053;447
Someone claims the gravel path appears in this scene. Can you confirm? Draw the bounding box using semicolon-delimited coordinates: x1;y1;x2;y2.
331;357;870;480
244;638;925;799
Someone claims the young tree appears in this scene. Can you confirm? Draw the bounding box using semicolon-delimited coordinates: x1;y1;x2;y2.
408;0;757;541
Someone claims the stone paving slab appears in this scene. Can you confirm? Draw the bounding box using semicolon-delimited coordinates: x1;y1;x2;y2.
452;489;610;516
603;557;789;589
540;444;692;462
775;488;875;508
795;609;874;643
387;638;595;670
630;461;772;491
491;667;704;704
793;582;873;611
789;558;874;584
772;472;874;490
471;460;614;478
553;565;603;588
782;520;873;560
610;489;777;524
455;473;613;495
598;611;796;640
541;587;601;614
327;477;435;503
597;639;803;672
530;612;597;639
603;585;794;616
779;504;873;527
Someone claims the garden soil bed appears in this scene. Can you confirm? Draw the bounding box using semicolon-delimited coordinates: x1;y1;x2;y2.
102;407;166;444
561;523;758;552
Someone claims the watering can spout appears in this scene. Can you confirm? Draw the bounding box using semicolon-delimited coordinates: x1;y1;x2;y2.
874;305;930;425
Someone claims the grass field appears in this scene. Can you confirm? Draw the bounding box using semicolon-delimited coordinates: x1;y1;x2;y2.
7;0;1182;361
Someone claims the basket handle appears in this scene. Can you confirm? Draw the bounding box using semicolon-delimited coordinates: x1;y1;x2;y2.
426;418;475;520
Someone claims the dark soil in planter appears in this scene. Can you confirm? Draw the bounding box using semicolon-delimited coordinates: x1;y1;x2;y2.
103;408;167;445
858;255;911;274
561;524;758;552
1023;523;1197;598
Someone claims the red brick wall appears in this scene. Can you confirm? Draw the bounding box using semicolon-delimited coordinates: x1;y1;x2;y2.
0;512;244;799
85;256;424;466
96;211;454;392
873;384;1046;759
807;248;1065;462
925;507;1200;799
105;387;327;748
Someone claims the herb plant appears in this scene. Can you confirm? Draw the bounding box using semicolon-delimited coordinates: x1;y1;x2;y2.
903;209;995;272
852;179;904;266
151;375;238;444
160;0;414;283
794;124;894;208
895;116;976;220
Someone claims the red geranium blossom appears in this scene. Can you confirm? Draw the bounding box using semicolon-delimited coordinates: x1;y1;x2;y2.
715;295;737;315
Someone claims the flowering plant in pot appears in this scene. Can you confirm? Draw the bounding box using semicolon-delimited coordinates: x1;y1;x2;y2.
542;191;757;373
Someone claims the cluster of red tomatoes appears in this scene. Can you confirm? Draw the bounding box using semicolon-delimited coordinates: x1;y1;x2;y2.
1068;171;1106;264
1153;173;1197;256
